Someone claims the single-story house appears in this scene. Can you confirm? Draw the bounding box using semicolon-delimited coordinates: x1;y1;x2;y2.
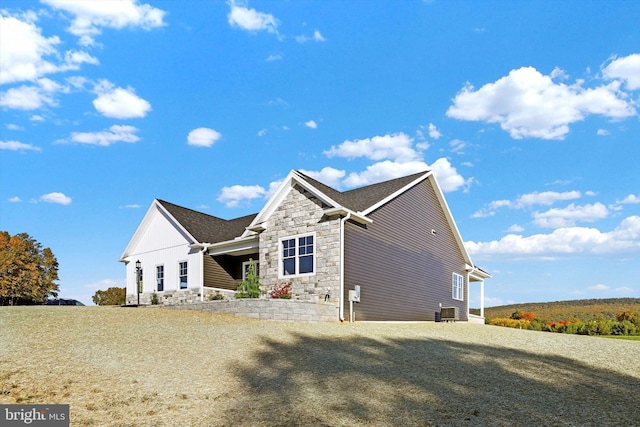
119;169;490;322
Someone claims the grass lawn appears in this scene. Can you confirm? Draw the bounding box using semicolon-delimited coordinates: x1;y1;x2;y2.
1;306;639;426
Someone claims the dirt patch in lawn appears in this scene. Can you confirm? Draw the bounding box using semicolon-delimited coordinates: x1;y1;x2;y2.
1;306;638;426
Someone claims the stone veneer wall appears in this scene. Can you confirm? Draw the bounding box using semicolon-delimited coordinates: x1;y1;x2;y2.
259;184;342;305
163;299;339;322
126;287;220;306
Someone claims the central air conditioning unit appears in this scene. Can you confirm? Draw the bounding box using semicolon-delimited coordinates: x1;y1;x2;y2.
440;307;459;322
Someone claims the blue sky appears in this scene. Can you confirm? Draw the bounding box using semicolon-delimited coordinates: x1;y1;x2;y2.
1;0;639;307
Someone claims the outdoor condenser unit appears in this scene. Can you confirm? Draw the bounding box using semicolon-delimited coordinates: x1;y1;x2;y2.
440;307;459;322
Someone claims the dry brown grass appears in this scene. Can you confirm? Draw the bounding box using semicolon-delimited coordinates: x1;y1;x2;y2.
1;306;639;426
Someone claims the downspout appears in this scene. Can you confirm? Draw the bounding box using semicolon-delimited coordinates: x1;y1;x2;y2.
339;212;352;322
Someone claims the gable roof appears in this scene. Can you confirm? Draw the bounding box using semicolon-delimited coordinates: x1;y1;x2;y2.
157;199;257;244
296;171;427;212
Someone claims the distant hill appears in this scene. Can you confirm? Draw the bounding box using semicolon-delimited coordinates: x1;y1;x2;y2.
478;298;640;322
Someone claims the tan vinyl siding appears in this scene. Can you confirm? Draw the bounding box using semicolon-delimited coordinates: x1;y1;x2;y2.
203;254;258;291
344;178;467;321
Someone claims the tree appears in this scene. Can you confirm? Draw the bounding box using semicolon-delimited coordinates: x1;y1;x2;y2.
0;231;59;305
92;287;126;305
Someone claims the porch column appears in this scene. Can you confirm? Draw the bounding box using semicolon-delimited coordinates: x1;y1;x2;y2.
480;279;485;318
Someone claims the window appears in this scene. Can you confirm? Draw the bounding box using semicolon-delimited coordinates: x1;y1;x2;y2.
452;273;464;301
179;261;188;289
280;233;315;277
156;265;164;292
242;260;260;280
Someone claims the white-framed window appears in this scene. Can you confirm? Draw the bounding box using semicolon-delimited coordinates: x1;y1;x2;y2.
179;261;188;289
452;273;464;301
156;265;164;292
242;260;260;280
279;232;315;277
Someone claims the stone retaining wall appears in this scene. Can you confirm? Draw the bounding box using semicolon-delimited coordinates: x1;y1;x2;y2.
162;298;339;322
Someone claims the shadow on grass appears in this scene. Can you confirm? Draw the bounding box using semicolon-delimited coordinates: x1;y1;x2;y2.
224;332;639;426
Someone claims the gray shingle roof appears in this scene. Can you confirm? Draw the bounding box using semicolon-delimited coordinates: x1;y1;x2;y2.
296;170;427;212
157;200;257;244
156;171;426;244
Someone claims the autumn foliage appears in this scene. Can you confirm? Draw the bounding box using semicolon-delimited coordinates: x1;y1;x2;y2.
0;231;59;305
92;287;126;305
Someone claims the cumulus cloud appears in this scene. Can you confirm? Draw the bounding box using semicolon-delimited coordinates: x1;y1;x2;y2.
0;78;71;110
428;123;442;139
299;167;345;189
217;184;266;208
92;81;151;119
227;1;278;33
8;196;22;203
446;66;636;140
466;215;640;258
342;160;429;189
0;140;41;152
187;127;222;147
472;190;583;217
588;284;610;291
68;125;140;146
0;13;99;84
532;202;610;228
602;53;640;90
40;192;72;205
42;0;166;46
618;194;640;204
324;133;421;163
304;120;318;129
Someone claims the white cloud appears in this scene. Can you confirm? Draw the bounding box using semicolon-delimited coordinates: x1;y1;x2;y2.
8;196;22;203
187;127;222;147
429;158;471;192
343;160;429;188
618;194;640;204
473;190;583;217
447;66;636;140
449;139;466;154
588;284;609;291
0;140;41;151
532;202;609;228
506;224;525;233
93;81;151;119
123;204;141;209
265;54;282;62
602;53;640;90
296;30;326;43
257;128;268;137
40;192;72;205
6;124;23;130
428;123;442;139
68;125;140;146
0;13;99;84
227;1;277;33
42;0;166;46
217;184;266;208
324;133;421;163
597;128;610;136
0;85;55;110
299;167;345;189
304;120;318;129
466;215;640;258
30;114;45;122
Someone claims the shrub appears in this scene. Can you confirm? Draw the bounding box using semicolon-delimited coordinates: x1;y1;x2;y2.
208;292;225;301
270;282;292;299
489;317;530;329
519;311;536;322
151;292;159;305
235;259;261;298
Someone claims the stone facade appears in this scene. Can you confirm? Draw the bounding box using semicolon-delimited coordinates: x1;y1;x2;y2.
163;299;339;322
126;287;222;306
258;184;342;307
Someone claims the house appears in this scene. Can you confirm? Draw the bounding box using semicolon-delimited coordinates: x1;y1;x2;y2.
119;169;490;322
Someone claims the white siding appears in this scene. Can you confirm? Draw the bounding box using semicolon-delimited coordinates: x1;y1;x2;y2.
123;206;202;296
